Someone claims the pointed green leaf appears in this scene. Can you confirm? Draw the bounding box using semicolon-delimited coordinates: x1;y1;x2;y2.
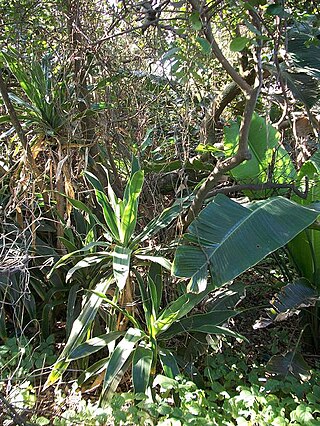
197;37;212;55
158;310;238;339
102;328;144;395
159;349;180;379
68;332;123;361
78;357;109;386
121;170;144;244
190;12;202;30
154;282;215;334
113;245;132;290
48;241;110;277
44;276;112;389
85;171;120;240
132;345;153;393
133;197;190;245
66;254;111;282
135;255;171;270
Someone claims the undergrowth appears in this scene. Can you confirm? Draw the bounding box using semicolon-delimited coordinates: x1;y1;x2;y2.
1;335;320;426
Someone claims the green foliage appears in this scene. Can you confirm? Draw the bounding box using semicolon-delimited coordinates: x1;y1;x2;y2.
0;50;70;137
173;194;318;293
45;166;189;392
31;360;320;425
0;335;56;382
223;113;297;194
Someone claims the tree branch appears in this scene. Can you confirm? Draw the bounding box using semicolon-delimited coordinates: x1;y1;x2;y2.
183;1;264;228
183;85;260;228
188;0;252;94
207;182;308;199
0;70;37;172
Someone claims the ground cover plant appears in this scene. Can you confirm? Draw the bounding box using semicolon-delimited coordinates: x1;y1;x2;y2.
1;0;320;424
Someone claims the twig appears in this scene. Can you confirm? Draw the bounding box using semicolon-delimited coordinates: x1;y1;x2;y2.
207;181;309;199
0;391;35;426
188;0;252;95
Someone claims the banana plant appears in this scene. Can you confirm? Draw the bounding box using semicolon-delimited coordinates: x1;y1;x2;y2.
172;194;319;293
224;112;320;349
280;152;320;350
44;162;190;389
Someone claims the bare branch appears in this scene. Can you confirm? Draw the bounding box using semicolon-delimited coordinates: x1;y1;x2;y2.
208;182;309;199
188;0;252;94
183;85;260;228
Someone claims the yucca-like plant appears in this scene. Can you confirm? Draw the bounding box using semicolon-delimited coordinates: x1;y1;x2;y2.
44;160;189;392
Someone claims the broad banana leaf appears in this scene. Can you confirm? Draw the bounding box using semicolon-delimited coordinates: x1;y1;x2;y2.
267;352;311;381
224;113;296;195
288;26;320;80
172;194;319;293
284;24;320;108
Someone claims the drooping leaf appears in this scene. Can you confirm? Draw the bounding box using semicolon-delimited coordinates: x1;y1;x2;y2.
66;254;111;282
132;345;153;393
267;352;311;381
271;279;318;320
68;332;123;361
48;241;110;276
113;245;132;290
135;255;171;271
101;328;144;398
159;349;180;379
204;281;246;311
77;357;109;386
158;310;238;339
133;196;191;245
44;276;113;389
154;282;215;333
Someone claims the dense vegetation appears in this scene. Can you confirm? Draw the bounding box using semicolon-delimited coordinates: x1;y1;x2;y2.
1;0;320;424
